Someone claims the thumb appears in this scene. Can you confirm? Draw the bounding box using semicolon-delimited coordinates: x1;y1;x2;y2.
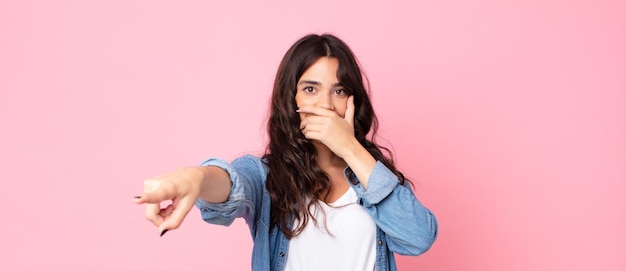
344;95;355;128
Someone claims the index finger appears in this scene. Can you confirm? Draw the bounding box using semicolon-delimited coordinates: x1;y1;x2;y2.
134;179;176;204
296;105;336;117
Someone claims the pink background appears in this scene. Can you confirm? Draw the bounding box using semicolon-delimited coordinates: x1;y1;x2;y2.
1;0;625;270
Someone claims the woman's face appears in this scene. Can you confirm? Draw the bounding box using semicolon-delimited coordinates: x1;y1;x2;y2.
295;57;349;121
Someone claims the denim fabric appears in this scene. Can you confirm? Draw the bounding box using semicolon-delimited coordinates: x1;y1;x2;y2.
195;155;438;271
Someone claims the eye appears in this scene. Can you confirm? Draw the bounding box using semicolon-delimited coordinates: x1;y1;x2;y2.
334;89;347;96
302;86;315;93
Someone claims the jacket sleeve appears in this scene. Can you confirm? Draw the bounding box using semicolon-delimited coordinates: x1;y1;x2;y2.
347;161;438;256
194;155;267;235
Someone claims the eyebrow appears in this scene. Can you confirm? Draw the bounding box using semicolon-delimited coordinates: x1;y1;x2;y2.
297;80;343;87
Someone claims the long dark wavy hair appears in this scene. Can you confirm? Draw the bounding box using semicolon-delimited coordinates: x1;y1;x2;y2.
263;34;407;239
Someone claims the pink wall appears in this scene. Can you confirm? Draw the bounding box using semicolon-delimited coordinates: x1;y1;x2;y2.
1;0;624;270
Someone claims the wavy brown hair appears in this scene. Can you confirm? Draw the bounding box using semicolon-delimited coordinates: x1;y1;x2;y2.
263;34;407;239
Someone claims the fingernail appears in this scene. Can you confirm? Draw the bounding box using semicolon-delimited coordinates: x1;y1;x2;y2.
160;229;169;237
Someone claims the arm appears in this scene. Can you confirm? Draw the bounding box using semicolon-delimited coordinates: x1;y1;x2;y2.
134;156;263;236
347;162;438;256
196;165;232;203
298;96;437;253
338;139;376;189
194;155;267;234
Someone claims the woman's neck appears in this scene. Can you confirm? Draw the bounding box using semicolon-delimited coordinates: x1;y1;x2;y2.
313;142;350;203
313;142;347;170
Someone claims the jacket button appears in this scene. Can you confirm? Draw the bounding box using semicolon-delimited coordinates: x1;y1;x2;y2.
279;252;285;257
378;240;383;246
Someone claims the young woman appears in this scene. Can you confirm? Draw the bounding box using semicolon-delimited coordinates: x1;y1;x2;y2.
134;34;438;271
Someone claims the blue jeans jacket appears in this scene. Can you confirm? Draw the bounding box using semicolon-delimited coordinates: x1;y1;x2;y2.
195;155;438;271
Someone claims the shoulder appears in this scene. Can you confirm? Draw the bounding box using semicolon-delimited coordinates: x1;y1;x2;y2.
233;154;266;167
232;154;269;178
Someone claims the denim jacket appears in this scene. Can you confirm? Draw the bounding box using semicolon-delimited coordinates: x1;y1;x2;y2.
195;155;438;271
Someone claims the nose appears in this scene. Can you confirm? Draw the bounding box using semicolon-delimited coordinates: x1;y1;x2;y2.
315;91;334;110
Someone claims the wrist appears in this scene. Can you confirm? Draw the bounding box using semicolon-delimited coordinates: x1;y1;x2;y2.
174;166;206;196
342;138;365;159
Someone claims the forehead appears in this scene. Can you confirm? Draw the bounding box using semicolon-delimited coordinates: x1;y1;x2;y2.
299;57;340;82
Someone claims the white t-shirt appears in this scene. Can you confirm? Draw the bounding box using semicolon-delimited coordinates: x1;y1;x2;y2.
284;187;377;271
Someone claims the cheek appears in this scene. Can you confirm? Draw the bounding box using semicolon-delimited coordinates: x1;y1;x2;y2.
339;110;346;118
335;102;348;118
295;95;313;107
